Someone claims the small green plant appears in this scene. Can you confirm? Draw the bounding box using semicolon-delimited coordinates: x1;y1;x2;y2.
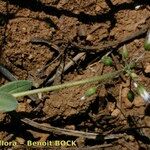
0;70;122;112
0;56;147;112
0;30;149;112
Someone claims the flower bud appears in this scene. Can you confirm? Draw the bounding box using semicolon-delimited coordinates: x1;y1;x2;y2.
121;45;128;59
101;56;113;66
127;90;134;102
85;87;97;97
134;82;150;102
144;30;150;51
130;72;138;80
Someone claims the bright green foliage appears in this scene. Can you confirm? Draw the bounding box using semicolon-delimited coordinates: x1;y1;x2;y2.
0;92;18;112
0;80;32;94
85;87;97;97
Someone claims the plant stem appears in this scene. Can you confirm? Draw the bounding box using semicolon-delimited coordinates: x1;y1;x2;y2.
12;70;123;98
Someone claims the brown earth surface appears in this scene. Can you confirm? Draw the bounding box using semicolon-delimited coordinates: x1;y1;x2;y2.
0;0;150;149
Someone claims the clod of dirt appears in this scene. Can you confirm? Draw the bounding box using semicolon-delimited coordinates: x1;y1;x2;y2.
143;116;150;140
144;116;150;126
133;96;145;107
16;102;32;113
144;63;150;73
123;97;133;109
43;85;97;118
122;88;129;98
56;15;79;41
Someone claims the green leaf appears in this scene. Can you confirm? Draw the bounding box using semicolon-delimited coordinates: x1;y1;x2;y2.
0;92;18;112
0;80;32;94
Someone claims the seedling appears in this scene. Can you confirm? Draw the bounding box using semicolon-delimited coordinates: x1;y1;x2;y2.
0;53;148;112
0;70;122;112
0;30;149;112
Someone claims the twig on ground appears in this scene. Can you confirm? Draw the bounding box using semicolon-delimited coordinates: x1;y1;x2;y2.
21;118;99;139
30;38;86;85
21;118;127;140
71;25;148;52
0;64;17;81
30;38;61;53
45;52;86;85
30;38;62;77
